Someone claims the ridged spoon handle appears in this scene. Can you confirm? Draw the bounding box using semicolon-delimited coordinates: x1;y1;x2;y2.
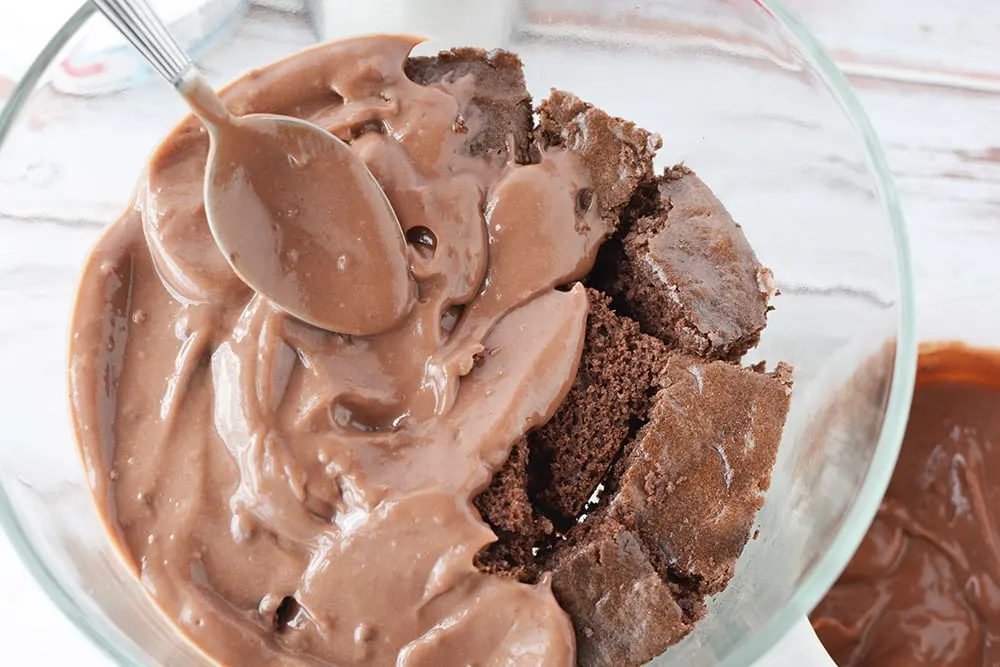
89;0;194;86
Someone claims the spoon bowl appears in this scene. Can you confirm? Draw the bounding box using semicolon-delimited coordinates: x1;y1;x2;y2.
203;112;414;335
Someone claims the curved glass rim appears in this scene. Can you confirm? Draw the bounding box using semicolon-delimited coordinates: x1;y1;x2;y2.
0;2;917;665
717;1;917;665
0;9;156;667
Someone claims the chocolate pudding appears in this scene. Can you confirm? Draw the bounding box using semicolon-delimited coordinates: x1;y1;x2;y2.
69;34;791;666
813;343;1000;666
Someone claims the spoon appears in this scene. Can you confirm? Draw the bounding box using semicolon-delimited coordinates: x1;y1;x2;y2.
90;0;415;336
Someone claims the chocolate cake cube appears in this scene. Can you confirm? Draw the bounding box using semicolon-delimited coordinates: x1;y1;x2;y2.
405;48;536;163
474;436;553;578
549;518;692;667
532;288;668;522
538;90;662;224
617;165;774;361
609;355;792;594
473;289;667;575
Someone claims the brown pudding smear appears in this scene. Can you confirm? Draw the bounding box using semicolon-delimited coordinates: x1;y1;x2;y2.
70;33;790;667
813;343;1000;666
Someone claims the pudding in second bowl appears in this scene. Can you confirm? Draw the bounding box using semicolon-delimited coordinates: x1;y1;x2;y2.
814;344;1000;667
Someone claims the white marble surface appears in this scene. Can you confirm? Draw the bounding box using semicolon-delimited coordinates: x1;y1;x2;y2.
0;1;998;665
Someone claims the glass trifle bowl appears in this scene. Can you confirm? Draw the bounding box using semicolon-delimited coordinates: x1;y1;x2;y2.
0;0;915;665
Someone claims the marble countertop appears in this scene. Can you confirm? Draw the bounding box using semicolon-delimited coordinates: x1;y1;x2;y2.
0;1;998;664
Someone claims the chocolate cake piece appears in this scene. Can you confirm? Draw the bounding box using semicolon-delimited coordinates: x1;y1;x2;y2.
532;288;668;523
405;48;536;163
473;289;666;575
549;517;693;667
608;354;793;594
538;90;661;224
616;165;774;362
474;436;553;578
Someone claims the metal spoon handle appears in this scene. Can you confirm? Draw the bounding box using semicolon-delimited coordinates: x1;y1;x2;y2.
89;0;194;86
